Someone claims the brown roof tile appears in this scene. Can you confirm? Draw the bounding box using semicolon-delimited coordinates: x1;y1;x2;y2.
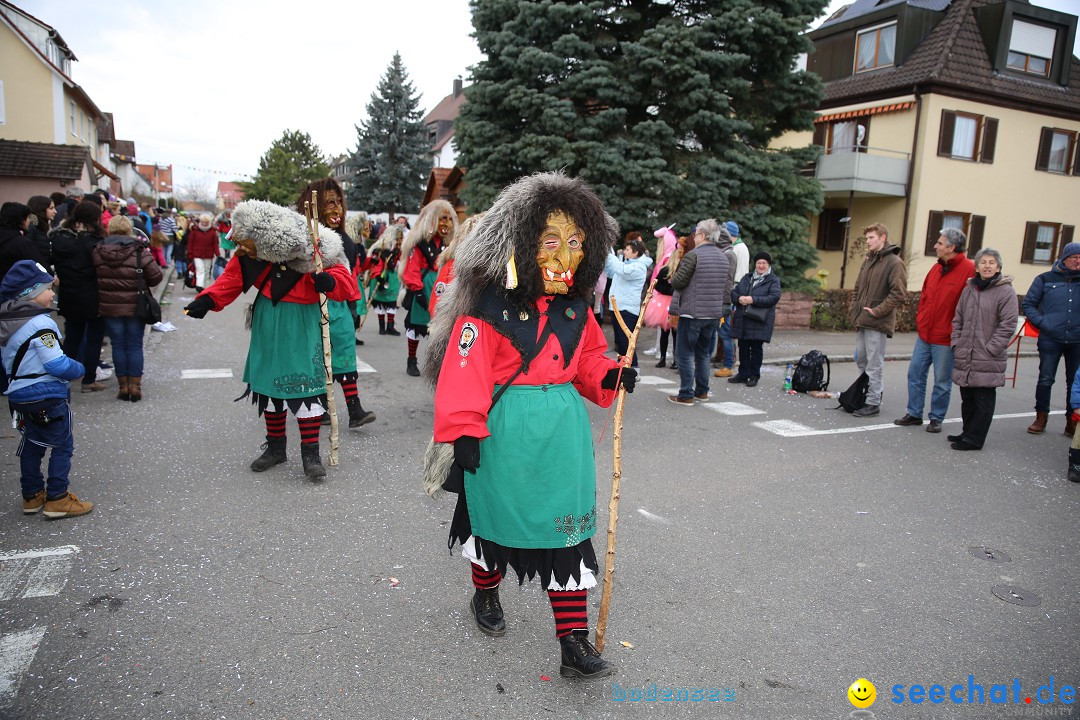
0;140;91;180
821;0;1080;118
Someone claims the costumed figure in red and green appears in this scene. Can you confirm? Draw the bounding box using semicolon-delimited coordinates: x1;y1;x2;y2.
295;179;375;430
183;200;355;480
400;200;457;376
366;224;403;336
424;172;637;680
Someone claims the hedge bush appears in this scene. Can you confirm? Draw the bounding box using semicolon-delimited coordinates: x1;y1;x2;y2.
810;289;919;332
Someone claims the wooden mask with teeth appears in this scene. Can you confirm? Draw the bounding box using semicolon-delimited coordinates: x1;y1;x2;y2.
536;211;585;295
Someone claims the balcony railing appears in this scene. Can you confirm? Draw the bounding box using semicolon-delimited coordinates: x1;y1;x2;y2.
814;146;910;197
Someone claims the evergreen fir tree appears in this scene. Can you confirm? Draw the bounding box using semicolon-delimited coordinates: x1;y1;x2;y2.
457;0;826;290
348;53;431;217
240;129;330;206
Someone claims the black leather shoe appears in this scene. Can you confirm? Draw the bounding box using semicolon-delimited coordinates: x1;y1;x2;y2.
470;588;506;637
559;633;616;679
300;443;326;479
893;414;923;426
346;397;376;428
406;358;421;377
926;420;942;433
951;439;980;451
320;412;332;426
655;359;666;368
1069;466;1080;483
947;434;963;442
250;438;287;472
745;377;759;387
727;375;748;384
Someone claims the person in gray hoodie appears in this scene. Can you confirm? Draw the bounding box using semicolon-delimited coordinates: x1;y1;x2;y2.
667;219;731;405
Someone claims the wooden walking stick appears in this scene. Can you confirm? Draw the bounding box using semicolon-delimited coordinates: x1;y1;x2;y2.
595;280;655;652
303;191;339;467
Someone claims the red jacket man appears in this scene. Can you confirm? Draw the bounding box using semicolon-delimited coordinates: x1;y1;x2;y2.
894;227;975;431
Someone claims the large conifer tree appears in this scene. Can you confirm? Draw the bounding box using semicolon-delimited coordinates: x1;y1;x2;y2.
240;129;329;206
457;0;826;289
348;53;431;217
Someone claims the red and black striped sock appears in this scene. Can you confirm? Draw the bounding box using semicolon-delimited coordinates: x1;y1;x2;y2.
296;416;322;445
264;410;287;439
471;563;502;590
339;379;358;400
407;338;419;359
548;589;588;638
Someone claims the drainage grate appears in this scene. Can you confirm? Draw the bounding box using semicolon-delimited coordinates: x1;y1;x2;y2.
969;547;1011;563
991;585;1041;607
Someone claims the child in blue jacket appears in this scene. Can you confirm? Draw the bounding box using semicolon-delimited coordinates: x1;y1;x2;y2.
1069;367;1080;483
0;260;94;518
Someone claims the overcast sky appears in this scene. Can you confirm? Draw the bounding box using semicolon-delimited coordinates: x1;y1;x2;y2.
15;0;1080;195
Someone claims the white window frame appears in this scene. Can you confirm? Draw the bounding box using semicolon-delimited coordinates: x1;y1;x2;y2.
1047;129;1075;174
855;21;897;74
1009;19;1056;77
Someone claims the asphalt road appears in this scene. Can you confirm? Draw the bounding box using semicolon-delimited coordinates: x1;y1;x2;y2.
1;279;1077;720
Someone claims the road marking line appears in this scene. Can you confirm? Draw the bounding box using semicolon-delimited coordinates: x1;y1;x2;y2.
637;375;674;386
356;359;377;373
637;508;667;522
0;626;47;702
180;369;233;379
704;402;768;416
0;546;79;601
755;411;1058;437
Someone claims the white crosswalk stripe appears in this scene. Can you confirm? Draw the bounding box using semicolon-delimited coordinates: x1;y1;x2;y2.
356;359;377;373
0;546;80;601
180;368;233;379
0;627;47;703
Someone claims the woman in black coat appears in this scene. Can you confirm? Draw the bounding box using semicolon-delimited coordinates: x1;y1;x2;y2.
728;251;782;387
49;201;107;392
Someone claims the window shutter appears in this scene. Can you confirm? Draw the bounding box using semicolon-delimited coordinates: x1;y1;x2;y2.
812;123;826;148
1061;226;1076;259
968;215;986;255
926;211;944;256
1035;127;1053;171
938;111;956;157
1072;136;1080;176
980;118;998;164
1022;222;1039;264
816;214;828;249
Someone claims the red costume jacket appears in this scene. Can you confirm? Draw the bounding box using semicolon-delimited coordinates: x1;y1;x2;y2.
917;253;975;345
429;259;455;316
402;237;443;291
196;255;355;311
433;295;618;443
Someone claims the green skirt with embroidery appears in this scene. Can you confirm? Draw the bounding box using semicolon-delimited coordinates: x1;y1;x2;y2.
244;297;326;399
328;300;357;377
464;383;597;549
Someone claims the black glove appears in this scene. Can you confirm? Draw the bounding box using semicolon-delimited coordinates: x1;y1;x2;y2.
415;291;428;309
184;295;214;319
454;435;481;472
312;271;336;294
601;366;637;393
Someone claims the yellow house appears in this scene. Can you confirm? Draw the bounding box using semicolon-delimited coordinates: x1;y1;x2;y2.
777;0;1080;294
0;1;108;200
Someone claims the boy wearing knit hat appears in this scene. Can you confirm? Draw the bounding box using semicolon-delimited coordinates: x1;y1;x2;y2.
0;260;93;518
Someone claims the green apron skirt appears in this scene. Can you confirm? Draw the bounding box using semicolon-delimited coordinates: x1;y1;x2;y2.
404;269;436;330
371;271;400;307
244;296;326;400
355;280;369;317
328;299;357;378
464;383;598;549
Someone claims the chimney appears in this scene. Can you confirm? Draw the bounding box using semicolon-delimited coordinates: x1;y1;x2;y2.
453;77;463;97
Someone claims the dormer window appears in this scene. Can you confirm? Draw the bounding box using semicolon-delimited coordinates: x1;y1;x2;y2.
855;22;896;73
1007;19;1056;77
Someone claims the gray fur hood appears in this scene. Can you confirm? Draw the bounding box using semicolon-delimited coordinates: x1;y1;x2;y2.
230;200;347;273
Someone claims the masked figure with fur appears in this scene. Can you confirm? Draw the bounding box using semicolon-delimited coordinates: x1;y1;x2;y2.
183;200;355;480
366;225;403;335
400;200;457;376
295;179;375;430
425;172;637;680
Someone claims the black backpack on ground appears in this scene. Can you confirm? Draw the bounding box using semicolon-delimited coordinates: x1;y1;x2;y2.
836;372;870;413
791;350;830;393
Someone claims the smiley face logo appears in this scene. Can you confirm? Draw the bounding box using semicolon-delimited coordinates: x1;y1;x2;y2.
848;678;876;708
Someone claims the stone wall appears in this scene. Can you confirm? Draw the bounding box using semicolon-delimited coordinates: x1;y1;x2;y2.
774;291;813;329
